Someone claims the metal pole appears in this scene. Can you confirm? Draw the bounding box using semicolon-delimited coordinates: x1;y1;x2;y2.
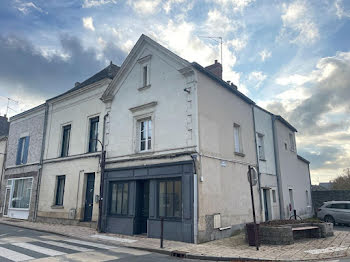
160;217;164;248
249;165;259;250
294;209;297;220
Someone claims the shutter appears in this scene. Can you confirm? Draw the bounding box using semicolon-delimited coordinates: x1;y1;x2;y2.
22;136;30;164
16;138;23;165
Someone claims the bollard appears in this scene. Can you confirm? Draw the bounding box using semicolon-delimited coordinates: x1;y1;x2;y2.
160;217;164;248
294;209;297;220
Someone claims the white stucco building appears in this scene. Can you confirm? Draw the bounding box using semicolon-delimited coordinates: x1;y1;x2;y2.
37;63;119;225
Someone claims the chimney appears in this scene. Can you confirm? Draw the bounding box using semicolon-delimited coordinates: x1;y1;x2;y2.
205;60;222;79
74;82;80;87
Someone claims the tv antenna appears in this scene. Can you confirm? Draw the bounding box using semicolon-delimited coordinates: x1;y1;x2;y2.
198;36;223;65
0;96;19;116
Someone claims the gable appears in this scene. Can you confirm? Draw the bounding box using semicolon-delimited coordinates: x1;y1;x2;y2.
101;34;191;102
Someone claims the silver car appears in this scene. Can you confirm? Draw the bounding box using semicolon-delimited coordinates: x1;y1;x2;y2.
317;201;350;225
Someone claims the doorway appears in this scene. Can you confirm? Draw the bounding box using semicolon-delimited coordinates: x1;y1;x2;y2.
135;180;149;234
263;189;272;221
84;173;95;222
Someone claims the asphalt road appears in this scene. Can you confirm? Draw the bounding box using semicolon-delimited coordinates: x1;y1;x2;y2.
0;224;203;262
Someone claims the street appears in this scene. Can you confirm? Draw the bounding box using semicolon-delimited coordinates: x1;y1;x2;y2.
0;224;201;262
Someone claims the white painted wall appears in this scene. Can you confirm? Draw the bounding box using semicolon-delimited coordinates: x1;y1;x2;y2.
275;120;312;219
105;45;197;165
253;107;280;220
196;71;260;236
39;80;109;222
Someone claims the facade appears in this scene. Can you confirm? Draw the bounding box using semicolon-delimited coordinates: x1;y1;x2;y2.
0;105;46;220
100;35;262;243
37;63;119;225
272;116;313;219
0;135;7;215
253;106;280;222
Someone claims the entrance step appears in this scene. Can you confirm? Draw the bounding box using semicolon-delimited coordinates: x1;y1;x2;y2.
78;221;97;229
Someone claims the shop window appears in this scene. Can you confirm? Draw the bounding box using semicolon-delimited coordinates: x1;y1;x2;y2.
110;182;129;215
10;178;33;209
159;180;182;218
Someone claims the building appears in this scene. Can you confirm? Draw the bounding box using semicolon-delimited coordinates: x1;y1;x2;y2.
0;105;46;220
99;35;261;243
0;135;8;215
36;62;119;225
0;116;10;137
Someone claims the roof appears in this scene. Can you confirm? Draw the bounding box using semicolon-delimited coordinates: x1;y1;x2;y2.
10;103;46;121
49;62;120;102
275;115;297;132
191;62;255;105
297;154;310;164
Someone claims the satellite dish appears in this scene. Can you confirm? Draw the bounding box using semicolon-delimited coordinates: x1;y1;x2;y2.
247;167;258;186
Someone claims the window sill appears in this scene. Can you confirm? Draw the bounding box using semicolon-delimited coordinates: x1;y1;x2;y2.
135;150;154;156
234;152;245;157
51;205;64;209
138;85;151;91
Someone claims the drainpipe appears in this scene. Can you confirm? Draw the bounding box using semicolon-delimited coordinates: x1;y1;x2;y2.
251;106;263;219
272;116;284;219
97;112;108;233
191;154;198;244
33;103;49;221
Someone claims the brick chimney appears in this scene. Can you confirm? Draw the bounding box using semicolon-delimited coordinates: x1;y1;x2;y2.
205;60;222;79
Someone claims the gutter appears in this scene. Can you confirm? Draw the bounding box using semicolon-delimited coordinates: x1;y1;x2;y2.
271;115;284;219
251;106;263;219
33;102;49;221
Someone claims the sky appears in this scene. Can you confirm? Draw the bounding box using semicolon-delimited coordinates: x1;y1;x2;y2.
0;0;349;184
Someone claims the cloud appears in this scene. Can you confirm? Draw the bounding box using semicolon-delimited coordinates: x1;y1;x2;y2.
82;0;117;8
163;0;187;14
213;0;255;13
259;49;271;62
204;9;242;36
15;1;47;15
279;0;319;45
246;71;267;89
129;0;161;15
83;17;95;31
335;0;350;19
0;34;126;116
228;37;248;52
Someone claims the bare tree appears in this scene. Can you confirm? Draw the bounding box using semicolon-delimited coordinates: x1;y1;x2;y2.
331;168;350;190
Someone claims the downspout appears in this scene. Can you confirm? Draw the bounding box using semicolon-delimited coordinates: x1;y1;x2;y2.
307;163;313;216
33;103;49;221
97;112;108;232
191;154;198;244
251;106;263;219
272;116;284;219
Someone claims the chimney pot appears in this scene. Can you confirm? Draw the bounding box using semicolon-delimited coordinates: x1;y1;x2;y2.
205;60;223;79
215;59;218;64
75;82;80;87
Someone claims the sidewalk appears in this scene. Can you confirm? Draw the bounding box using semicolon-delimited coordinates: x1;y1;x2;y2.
1;217;350;261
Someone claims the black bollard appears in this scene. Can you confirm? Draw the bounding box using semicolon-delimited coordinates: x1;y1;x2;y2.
160;217;164;248
294;209;297;220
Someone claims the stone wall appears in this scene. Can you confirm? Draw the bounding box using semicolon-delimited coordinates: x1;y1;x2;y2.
312;190;350;212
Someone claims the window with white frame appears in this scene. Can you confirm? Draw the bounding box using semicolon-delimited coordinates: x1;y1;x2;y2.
138;55;151;89
16;136;30;165
257;133;265;160
10;178;33;209
233;123;243;154
139;119;152;152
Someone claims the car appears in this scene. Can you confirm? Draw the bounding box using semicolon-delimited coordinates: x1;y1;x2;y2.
317;201;350;225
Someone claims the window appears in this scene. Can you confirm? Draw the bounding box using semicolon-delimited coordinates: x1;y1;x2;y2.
61;125;71;157
88;117;99;153
143;65;148;87
55;176;65;206
284;142;288;150
159;180;182;218
233;124;242;154
110;182;129;215
140;119;152;151
10;178;32;209
289;133;296;151
329;203;349;209
16;136;30;165
272;190;276;203
257;133;265;160
306;190;310;205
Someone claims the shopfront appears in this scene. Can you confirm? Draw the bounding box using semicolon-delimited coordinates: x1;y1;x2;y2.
3;176;33;219
102;161;194;243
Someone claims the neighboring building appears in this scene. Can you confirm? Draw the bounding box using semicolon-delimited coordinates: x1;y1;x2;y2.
0;135;8;215
0;116;9;137
0;105;46;220
272;115;313;219
253;106;280;222
100;35;261;243
37;63;119;226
